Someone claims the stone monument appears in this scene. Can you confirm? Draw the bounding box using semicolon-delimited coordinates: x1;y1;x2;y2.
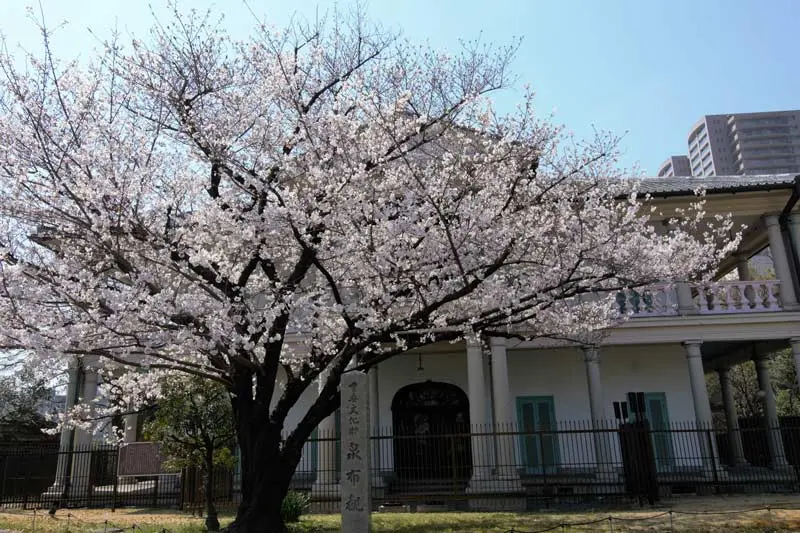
341;371;371;532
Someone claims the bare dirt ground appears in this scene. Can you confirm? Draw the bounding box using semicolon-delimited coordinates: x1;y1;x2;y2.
2;494;800;532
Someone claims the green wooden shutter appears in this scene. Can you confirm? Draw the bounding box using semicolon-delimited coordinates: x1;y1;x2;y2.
644;393;673;471
516;396;559;473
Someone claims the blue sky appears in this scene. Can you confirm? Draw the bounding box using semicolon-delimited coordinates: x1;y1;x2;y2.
1;0;798;174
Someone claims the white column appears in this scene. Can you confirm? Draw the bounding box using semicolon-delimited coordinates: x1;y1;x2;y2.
683;341;719;475
583;346;605;423
70;362;99;499
791;338;800;393
718;367;748;467
490;337;521;485
466;339;492;489
788;216;800;267
311;412;340;498
765;215;799;309
368;365;383;488
754;354;789;470
50;358;81;492
684;342;712;426
123;414;138;444
583;346;613;474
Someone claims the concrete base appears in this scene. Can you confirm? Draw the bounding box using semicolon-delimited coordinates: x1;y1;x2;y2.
468;496;526;511
310;482;341;501
591;472;623;495
770;465;797;481
466;475;525;511
466;477;496;494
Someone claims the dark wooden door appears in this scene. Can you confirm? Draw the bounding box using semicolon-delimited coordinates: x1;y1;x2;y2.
391;381;471;480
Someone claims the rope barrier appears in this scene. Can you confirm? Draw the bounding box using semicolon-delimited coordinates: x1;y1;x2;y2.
609;511;671;521
504;504;794;533
3;502;798;533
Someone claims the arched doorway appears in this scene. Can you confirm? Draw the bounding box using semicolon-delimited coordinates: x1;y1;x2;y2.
391;381;472;480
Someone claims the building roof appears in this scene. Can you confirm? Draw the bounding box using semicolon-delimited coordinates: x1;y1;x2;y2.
635;173;799;197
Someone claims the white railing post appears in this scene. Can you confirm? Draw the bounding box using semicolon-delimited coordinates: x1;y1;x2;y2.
676;282;697;315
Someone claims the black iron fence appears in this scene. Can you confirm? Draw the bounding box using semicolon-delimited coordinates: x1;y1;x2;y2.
3;419;800;512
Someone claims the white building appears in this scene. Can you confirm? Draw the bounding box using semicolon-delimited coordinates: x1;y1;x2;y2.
58;173;800;507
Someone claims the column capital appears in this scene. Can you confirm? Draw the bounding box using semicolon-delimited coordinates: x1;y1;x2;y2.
753;351;771;365
764;214;781;228
683;340;703;358
789;337;800;347
466;337;482;350
582;345;600;364
489;336;507;348
716;365;731;378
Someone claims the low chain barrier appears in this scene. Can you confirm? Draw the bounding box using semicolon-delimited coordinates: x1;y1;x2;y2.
3;505;800;532
505;505;792;532
0;509;172;532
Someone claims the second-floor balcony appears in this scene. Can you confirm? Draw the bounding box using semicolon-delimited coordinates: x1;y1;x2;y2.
617;280;784;318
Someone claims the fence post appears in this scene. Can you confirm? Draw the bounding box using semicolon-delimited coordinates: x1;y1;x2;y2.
152;475;160;508
539;429;548;504
111;470;118;512
450;433;458;493
707;429;719;492
0;454;7;504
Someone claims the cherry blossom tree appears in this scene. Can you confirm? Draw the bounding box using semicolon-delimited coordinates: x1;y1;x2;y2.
0;7;738;532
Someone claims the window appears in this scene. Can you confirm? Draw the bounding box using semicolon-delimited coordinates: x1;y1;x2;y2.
517;396;559;473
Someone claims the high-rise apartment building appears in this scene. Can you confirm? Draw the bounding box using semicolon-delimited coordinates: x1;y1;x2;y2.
657;155;691;177
684;110;800;177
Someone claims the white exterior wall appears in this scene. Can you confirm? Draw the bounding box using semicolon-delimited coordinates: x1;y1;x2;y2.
284;342;705;476
504;344;701;469
370;343;701;474
275;368;322;473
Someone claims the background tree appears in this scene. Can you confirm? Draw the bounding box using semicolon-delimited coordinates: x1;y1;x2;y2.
143;375;235;532
0;7;737;532
0;366;55;429
707;349;799;427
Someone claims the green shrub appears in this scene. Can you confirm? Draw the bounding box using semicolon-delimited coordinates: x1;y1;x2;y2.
281;490;310;523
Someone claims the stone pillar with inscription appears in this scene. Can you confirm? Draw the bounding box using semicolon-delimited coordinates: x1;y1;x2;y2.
341;371;371;532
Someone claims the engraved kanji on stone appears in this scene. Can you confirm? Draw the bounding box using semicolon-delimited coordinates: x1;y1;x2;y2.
345;493;364;512
347;401;359;416
347;441;362;461
345;468;362;485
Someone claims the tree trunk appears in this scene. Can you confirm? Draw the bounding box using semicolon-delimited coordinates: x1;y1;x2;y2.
227;450;294;533
205;450;220;532
226;415;296;533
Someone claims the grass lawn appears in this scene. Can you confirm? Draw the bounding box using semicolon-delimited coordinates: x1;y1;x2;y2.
3;497;800;532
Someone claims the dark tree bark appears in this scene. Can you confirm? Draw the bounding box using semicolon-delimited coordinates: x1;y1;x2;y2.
205;448;220;532
227;421;296;533
225;370;333;533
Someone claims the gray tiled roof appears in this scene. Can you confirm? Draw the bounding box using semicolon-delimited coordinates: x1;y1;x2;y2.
634;173;798;196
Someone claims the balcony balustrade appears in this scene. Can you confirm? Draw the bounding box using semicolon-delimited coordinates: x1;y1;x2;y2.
618;280;783;318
